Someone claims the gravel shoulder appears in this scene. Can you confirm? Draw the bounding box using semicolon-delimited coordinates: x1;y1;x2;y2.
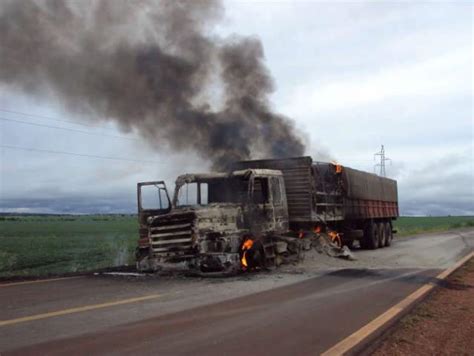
371;256;474;356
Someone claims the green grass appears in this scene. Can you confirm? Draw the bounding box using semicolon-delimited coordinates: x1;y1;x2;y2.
0;215;138;278
394;216;474;237
1;214;473;278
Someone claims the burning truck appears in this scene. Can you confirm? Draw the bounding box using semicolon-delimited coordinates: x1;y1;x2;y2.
136;156;399;275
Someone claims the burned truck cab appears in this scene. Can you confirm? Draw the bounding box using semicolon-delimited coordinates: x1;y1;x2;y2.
136;169;288;275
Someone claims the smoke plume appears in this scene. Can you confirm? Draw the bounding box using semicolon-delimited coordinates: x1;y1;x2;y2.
0;0;305;169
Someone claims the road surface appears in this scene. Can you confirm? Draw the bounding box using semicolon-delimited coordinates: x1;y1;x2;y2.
1;229;473;355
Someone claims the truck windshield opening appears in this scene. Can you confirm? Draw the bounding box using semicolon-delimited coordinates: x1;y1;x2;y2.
175;178;248;207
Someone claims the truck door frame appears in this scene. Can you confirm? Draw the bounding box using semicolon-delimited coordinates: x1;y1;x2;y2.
248;174;278;233
137;181;172;216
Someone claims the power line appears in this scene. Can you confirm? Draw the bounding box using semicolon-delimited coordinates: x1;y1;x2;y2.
0;108;139;138
0;108;113;130
374;145;391;177
0;116;138;141
0;144;165;164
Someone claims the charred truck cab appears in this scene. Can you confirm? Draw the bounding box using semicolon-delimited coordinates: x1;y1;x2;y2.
136;169;288;275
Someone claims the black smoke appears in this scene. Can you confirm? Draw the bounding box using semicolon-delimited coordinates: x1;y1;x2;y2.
0;0;305;169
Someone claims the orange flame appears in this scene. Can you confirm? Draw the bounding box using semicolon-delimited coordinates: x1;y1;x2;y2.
242;239;254;250
241;239;254;268
313;225;322;234
328;230;342;247
331;161;343;174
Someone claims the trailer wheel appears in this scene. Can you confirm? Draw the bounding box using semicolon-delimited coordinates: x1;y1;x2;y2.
384;222;392;247
363;221;379;249
378;222;386;248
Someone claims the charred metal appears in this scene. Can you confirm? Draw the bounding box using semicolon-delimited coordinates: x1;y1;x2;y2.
137;169;286;275
136;157;399;276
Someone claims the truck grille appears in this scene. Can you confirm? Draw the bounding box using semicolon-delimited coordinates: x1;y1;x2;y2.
149;212;195;256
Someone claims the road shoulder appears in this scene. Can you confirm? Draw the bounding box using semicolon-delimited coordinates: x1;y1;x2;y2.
371;256;474;355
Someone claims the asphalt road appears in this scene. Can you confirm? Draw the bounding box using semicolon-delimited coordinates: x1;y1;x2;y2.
1;229;473;355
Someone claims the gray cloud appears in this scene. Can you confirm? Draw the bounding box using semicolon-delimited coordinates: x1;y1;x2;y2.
0;196;135;215
398;153;474;216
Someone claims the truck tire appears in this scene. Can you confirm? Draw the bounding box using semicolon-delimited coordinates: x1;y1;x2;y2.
378;222;386;248
363;221;379;249
384;222;392;247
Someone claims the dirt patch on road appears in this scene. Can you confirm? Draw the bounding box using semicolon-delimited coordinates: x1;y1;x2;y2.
371;257;474;356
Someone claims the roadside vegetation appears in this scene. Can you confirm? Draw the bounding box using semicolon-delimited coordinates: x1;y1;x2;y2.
0;215;137;278
0;214;473;278
394;216;474;237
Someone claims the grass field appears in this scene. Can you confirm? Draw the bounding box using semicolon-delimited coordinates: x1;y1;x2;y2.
0;215;473;278
0;215;137;278
394;216;474;236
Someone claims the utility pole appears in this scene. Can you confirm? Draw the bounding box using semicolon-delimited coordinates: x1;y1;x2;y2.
374;145;391;177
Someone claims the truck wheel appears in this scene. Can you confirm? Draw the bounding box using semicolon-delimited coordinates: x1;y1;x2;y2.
378;222;386;248
384;222;392;247
364;221;379;249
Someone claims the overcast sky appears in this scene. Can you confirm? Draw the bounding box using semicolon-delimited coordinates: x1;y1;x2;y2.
0;0;472;216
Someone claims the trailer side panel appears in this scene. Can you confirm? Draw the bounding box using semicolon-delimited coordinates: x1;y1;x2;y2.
342;167;399;220
234;157;399;226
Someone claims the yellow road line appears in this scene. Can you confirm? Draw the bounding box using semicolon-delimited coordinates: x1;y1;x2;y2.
0;294;162;327
0;276;83;288
321;251;474;356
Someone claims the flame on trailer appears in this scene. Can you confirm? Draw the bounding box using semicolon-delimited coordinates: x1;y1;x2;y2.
241;238;254;269
328;230;342;247
331;161;343;174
